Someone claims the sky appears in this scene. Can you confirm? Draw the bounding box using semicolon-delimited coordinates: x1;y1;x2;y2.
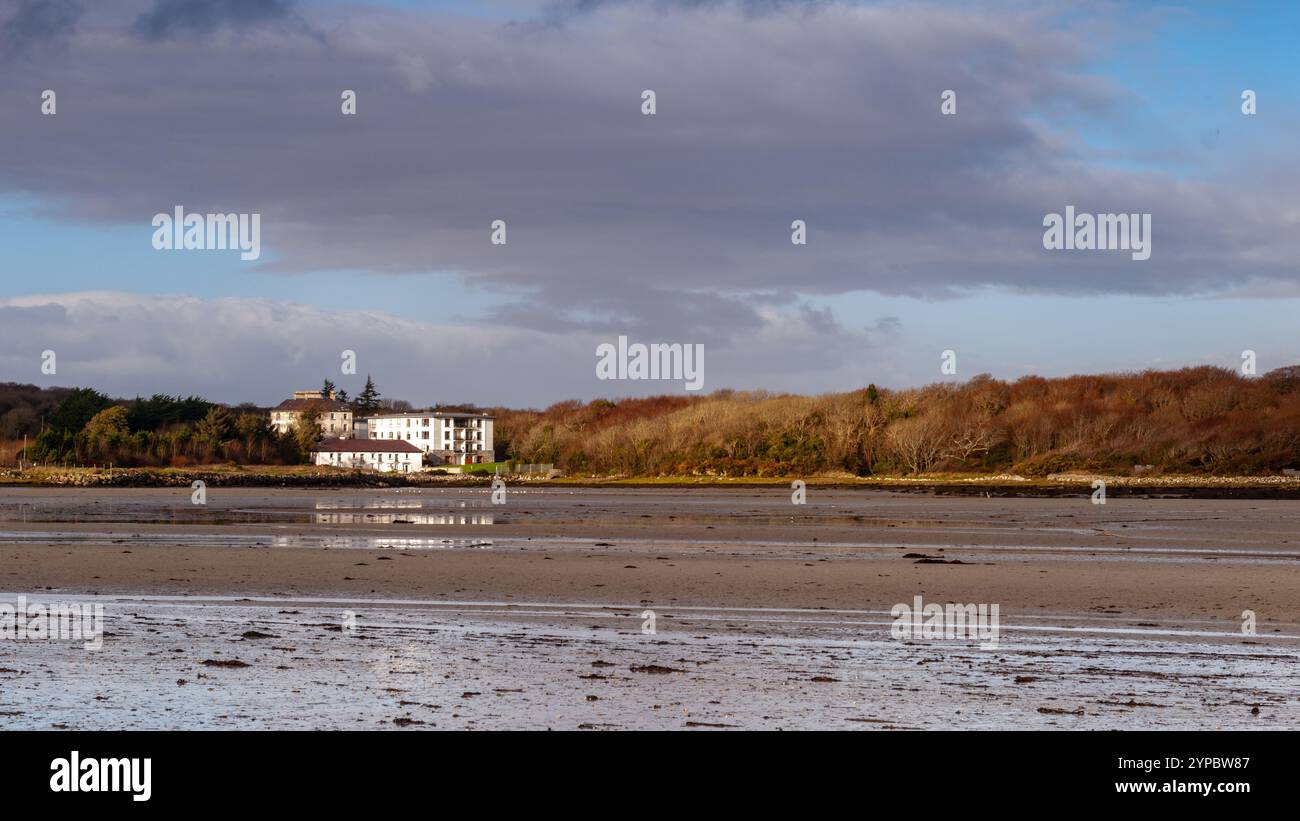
0;0;1298;408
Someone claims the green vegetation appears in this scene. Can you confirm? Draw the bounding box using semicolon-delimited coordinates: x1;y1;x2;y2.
13;389;301;467
353;375;381;415
461;461;510;474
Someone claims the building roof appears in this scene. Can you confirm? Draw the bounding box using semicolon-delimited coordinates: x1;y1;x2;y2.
312;438;423;454
365;411;493;421
273;398;351;413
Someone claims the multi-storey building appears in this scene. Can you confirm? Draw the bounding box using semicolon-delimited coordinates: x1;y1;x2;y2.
365;412;494;465
270;390;353;439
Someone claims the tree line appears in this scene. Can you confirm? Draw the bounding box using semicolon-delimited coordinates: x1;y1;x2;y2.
6;375;401;467
491;366;1300;477
10;366;1299;475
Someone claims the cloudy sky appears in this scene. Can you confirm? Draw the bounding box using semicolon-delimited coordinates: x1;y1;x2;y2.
1;0;1298;408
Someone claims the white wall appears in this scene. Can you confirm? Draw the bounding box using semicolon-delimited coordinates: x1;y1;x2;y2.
313;449;423;472
365;415;495;464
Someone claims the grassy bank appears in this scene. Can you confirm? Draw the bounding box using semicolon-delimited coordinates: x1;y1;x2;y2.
0;465;474;489
4;465;1300;497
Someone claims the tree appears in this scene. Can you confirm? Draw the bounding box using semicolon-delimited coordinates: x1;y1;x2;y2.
0;383;72;438
353;375;381;415
335;388;349;404
196;406;236;445
48;388;113;433
321;379;337;400
884;414;950;474
83;406;129;444
236;413;273;443
292;406;323;460
125;394;211;432
230;413;274;464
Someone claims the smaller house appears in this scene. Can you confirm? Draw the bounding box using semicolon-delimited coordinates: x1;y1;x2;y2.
312;438;424;473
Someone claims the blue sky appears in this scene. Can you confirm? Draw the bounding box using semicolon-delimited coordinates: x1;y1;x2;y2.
1;0;1297;406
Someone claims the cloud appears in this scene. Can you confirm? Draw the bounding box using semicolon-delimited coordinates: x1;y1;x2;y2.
131;0;296;40
0;0;81;54
0;292;884;405
0;1;1296;359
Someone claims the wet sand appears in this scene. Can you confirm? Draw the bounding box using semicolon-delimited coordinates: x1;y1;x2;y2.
1;487;1297;729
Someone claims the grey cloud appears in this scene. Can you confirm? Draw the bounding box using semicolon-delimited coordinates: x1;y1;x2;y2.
0;302;69;326
542;0;821;23
0;0;81;53
0;1;1295;349
131;0;296;39
869;315;901;338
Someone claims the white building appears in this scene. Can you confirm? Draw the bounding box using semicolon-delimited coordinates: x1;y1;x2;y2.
365;411;494;465
311;438;424;473
271;390;353;439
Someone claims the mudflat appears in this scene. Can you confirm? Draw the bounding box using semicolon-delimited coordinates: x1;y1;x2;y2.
1;486;1296;729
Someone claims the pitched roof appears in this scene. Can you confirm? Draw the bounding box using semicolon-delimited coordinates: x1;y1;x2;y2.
273;398;350;412
312;438;423;454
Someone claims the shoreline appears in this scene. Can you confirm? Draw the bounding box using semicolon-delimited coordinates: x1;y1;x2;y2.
5;466;1300;498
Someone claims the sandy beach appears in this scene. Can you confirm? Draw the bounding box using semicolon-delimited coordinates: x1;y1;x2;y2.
1;486;1297;729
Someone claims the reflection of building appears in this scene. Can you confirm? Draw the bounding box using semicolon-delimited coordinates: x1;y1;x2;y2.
271;390;353;438
365;412;494;465
311;438;423;472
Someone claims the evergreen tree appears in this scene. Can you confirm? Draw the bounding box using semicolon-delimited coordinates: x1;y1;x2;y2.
353;375;381;415
196;406;236;444
321;379;337;400
48;388;114;433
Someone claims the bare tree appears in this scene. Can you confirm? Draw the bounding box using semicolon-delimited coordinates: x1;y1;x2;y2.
885;415;950;474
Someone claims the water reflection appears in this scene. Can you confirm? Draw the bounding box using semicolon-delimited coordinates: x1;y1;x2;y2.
313;512;494;525
272;536;494;550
